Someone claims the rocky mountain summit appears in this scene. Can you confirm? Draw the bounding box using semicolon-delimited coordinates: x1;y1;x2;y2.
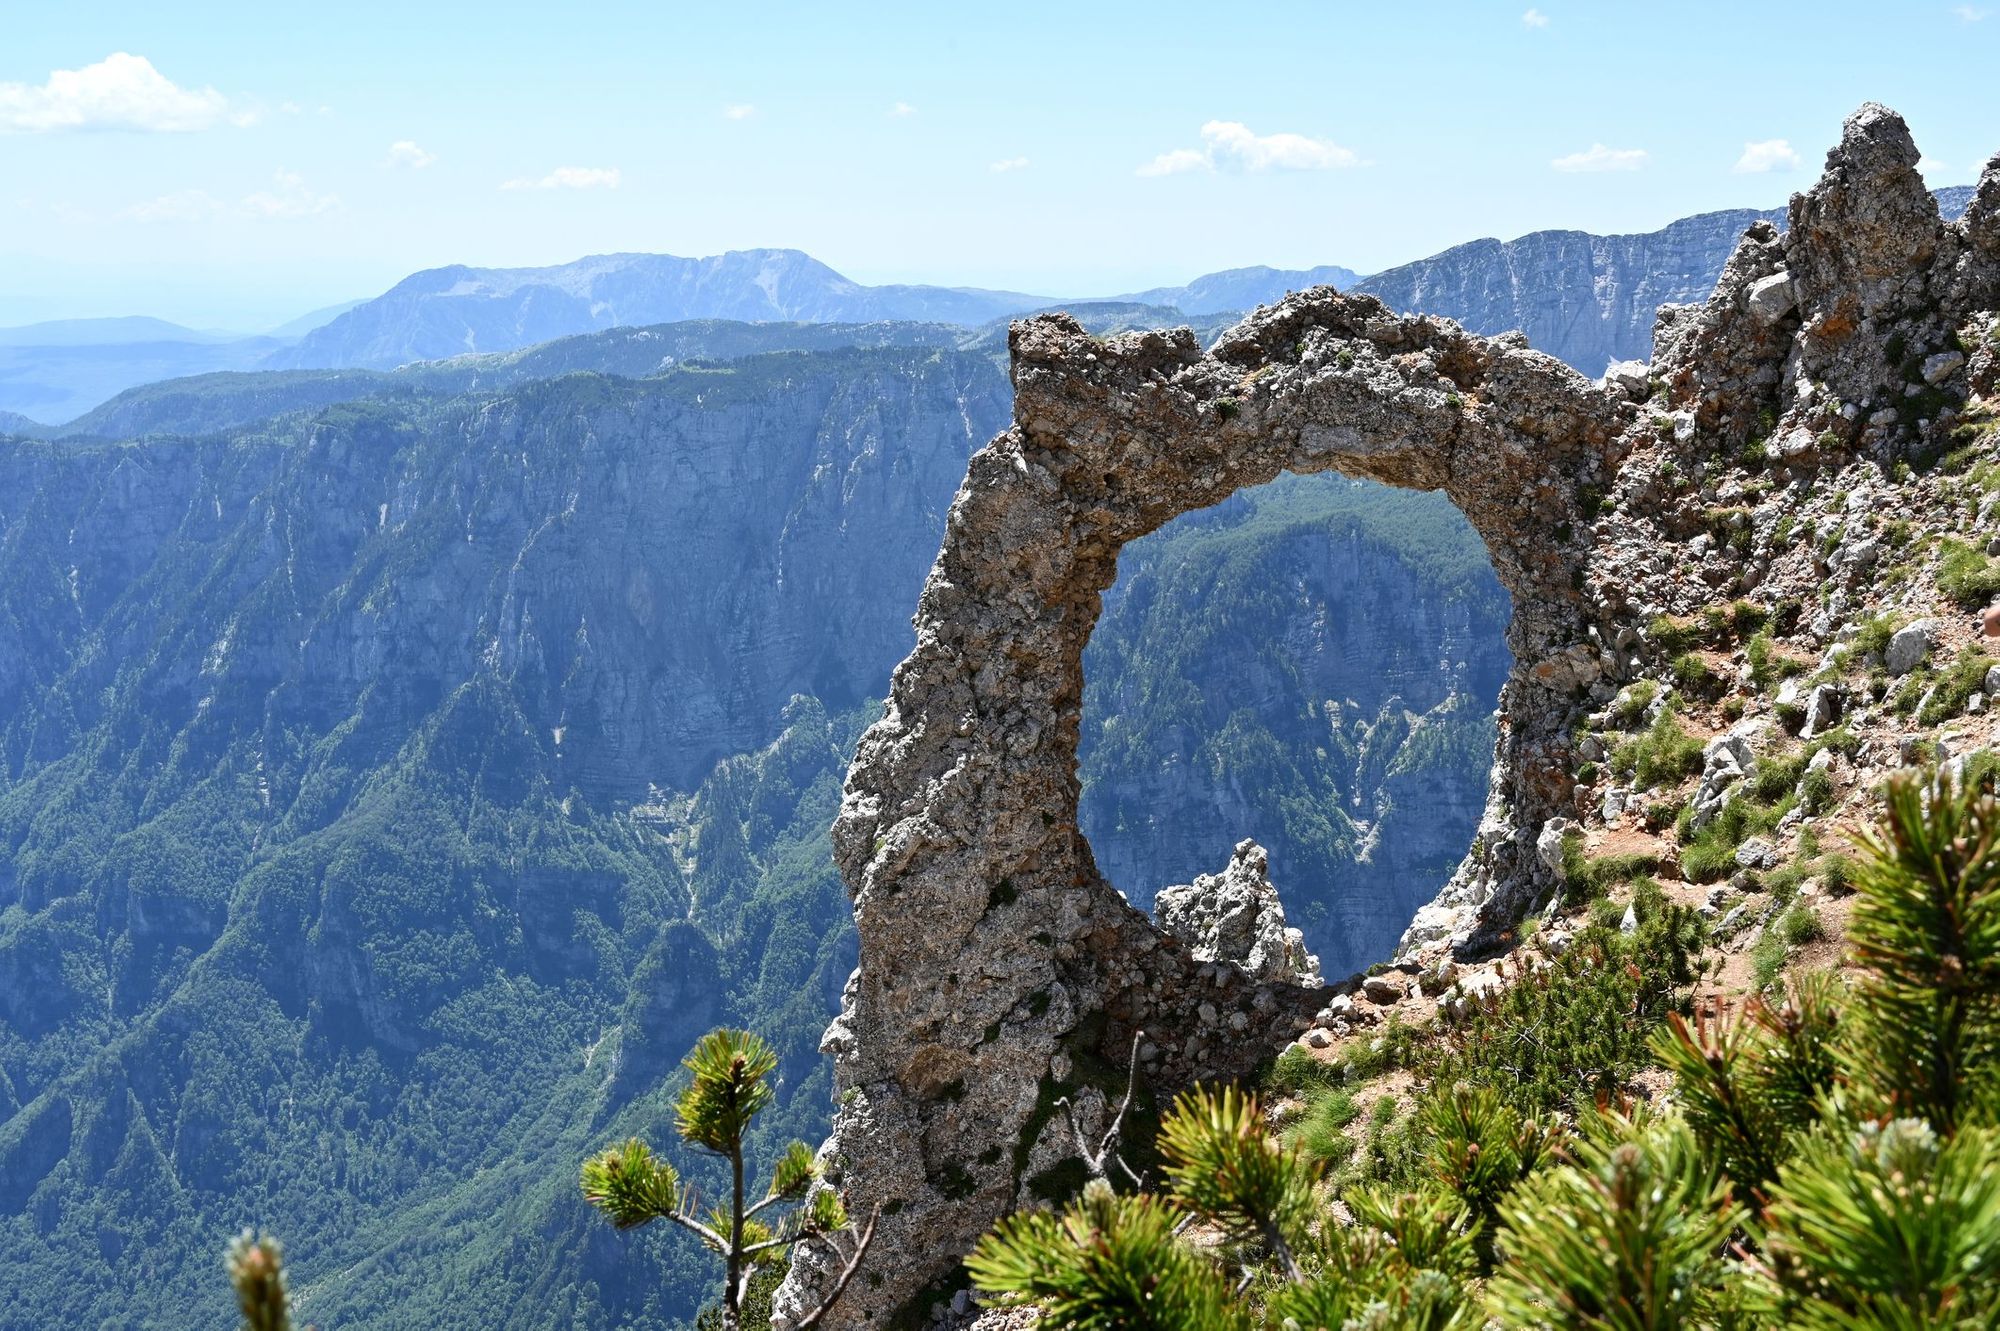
781;104;2000;1327
1354;185;1974;379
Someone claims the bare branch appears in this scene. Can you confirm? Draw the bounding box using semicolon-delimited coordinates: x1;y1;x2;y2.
1058;1030;1147;1185
790;1205;882;1331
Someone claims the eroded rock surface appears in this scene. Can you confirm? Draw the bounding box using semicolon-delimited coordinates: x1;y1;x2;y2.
781;103;2000;1328
1153;840;1321;985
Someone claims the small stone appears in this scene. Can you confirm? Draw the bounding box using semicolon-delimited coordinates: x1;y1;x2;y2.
1735;838;1780;870
1304;1028;1331;1050
1801;682;1843;739
1922;350;1966;384
1419;958;1461;996
1984;664;2000;696
1619;902;1639;934
1602;359;1651;398
1746;271;1797;324
1362;974;1405;1005
1886;620;1938;675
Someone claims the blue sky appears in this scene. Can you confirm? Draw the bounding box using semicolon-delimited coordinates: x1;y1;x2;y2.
2;1;1996;329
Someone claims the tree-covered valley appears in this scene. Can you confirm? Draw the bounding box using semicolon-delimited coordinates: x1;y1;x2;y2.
0;320;1506;1328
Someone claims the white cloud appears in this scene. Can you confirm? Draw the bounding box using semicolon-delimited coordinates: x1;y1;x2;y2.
890;101;916;117
1137;147;1212;177
1551;142;1648;173
1955;4;1987;20
0;52;233;133
386;139;436;169
125;171;337;222
501;165;622;191
1522;8;1551;27
242;170;339;218
1733;138;1802;174
1919;155;1950;178
125;189;226;222
723;103;756;120
989;156;1029;173
1138;120;1364;177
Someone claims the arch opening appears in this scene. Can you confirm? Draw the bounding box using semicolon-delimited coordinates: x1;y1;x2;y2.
1077;471;1512;979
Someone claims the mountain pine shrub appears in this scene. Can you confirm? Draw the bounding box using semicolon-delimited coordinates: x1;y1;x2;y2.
970;769;2000;1329
580;1028;876;1331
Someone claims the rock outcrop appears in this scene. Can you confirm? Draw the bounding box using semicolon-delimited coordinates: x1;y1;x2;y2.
781;103;2000;1328
1153;840;1321;985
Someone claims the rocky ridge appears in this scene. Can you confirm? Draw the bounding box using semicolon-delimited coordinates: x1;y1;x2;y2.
780;104;2000;1328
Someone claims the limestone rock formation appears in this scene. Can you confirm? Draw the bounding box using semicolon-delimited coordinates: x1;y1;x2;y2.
780;103;2000;1328
1153;840;1321;985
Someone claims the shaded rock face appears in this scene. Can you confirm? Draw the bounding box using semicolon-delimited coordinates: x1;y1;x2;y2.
782;103;2000;1328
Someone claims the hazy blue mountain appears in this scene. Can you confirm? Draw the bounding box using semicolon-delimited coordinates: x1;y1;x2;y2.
60;319;966;440
0;410;41;437
0;337;290;426
1116;264;1363;315
272;249;1056;370
265;299;368;339
0;316;249;347
61;309;1235;443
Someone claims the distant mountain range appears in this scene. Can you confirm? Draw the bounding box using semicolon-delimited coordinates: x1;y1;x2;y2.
268;250;1059;370
1111;265;1363;316
0;185;1977;426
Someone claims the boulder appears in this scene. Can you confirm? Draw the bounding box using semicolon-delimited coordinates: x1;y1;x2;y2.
1745;271;1797;324
1886;620;1938;675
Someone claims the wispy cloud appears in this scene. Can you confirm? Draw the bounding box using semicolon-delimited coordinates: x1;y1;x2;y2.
1733;138;1802;174
723;103;756;120
126;170;339;222
386;140;437;169
1551;142;1648;173
1521;8;1551;27
0;52;234;133
125;189;226;223
1139;121;1364;176
989;156;1029;173
501;165;622;191
243;169;339;217
890;101;916;117
1955;4;1987;20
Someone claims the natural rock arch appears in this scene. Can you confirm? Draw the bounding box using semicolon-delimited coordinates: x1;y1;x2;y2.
779;102;2000;1327
777;296;1624;1325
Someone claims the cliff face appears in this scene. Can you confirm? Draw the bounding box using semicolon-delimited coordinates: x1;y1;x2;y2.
0;349;1007;1329
1079;480;1509;977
